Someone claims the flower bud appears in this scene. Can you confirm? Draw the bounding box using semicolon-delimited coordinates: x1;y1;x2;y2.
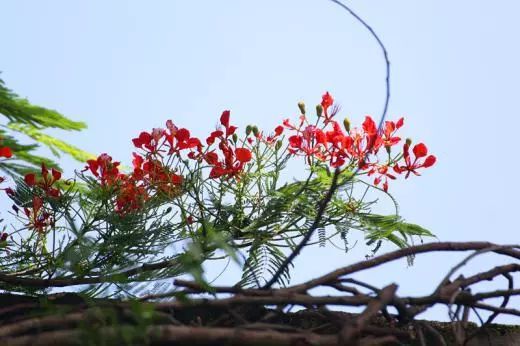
343;118;351;132
405;138;412;147
316;104;323;117
246;125;252;135
252;126;259;136
275;140;283;151
232;133;238;144
298;102;306;115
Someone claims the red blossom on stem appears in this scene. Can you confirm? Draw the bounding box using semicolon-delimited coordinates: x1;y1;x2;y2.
283;92;436;191
85;154;122;187
24;163;62;198
79;91;434;216
0;147;12;158
394;143;436;178
321;92;334;122
203;111;253;179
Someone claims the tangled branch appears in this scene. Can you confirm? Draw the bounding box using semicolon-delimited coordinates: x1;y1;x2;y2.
0;241;518;345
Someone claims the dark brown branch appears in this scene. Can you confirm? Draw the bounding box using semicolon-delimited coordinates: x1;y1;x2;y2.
339;284;397;342
1;325;339;346
287;242;520;293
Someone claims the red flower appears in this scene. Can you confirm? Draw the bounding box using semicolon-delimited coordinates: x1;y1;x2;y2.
368;164;397;192
164;122;202;155
287;126;325;157
23;164;62;198
321;92;334;122
235;148;252;163
24;173;36;186
206;145;252;179
381;118;403;149
264;125;284;144
85;153;122;187
132;132;154;151
0;147;12;158
394;143;436;178
114;176;149;215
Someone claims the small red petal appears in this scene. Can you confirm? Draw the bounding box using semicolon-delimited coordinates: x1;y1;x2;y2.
220;110;231;127
0;147;12;158
187;138;201;148
209;166;226;178
423;155;436;168
132;153;144;169
176;128;190;142
24;173;36;186
205;152;219;165
274;126;284;136
170;174;183;185
362;116;377;134
51;168;61;181
41;163;48;176
288;135;303;148
235;148;252;163
413;143;428;158
32;196;43;211
227;125;238;137
321;92;334;108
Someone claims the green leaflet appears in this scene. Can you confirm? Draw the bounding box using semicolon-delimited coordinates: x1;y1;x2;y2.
7;123;93;162
359;213;434;249
0;76;91;177
0;78;86;130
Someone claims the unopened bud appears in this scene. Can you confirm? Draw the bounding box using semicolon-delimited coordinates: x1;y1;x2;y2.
252;126;259;136
246;125;252;135
316;104;323;117
405;138;412;146
275;140;282;151
232;133;238;143
343;118;351;132
298;102;306;115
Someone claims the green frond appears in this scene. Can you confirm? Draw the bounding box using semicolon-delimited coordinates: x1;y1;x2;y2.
8;123;94;162
0;78;86;130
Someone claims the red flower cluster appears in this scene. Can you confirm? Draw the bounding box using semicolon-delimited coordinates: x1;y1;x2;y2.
284;92;436;191
14;164;64;233
84;121;203;215
204;111;254;179
24;163;62;198
78;91;434;217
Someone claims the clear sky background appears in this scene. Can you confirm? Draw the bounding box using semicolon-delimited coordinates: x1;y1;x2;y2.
1;1;519;323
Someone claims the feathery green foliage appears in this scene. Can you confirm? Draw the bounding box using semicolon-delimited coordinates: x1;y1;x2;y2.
0;76;92;177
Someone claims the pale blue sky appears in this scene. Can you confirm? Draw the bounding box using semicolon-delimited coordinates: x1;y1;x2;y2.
1;1;519;323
